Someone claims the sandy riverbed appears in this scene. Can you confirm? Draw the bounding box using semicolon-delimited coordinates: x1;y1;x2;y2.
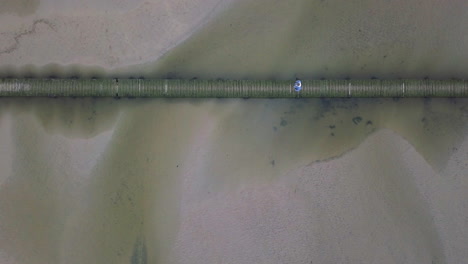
0;97;466;264
0;1;468;264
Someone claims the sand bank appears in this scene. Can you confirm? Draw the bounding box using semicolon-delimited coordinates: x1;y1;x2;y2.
0;0;467;79
0;0;233;74
0;98;466;263
0;0;468;264
170;129;466;263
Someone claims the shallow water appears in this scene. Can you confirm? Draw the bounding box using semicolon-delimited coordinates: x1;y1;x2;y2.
146;0;468;80
0;97;467;263
1;0;468;263
1;0;467;79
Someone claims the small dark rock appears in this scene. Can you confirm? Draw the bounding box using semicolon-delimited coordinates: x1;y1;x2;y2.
280;119;288;127
352;116;362;125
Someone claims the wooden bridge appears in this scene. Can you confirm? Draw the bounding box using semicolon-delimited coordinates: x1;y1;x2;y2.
1;79;466;97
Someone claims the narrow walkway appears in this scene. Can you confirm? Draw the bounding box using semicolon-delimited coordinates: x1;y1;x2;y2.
1;79;466;97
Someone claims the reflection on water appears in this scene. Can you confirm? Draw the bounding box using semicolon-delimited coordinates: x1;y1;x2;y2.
0;97;466;263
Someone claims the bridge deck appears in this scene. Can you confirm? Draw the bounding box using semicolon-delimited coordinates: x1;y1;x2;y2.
1;79;467;97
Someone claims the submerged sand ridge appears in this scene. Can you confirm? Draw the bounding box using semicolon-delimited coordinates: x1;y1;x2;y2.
0;97;467;263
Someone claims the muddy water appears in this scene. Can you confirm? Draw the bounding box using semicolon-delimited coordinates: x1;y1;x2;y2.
0;97;467;263
146;0;468;80
1;0;467;79
1;0;468;263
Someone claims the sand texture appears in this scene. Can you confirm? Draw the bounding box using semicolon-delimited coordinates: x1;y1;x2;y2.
0;0;468;264
0;0;467;79
0;98;467;264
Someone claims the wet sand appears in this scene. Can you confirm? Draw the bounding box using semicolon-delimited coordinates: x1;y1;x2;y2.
0;0;467;79
0;97;467;264
1;0;468;264
150;0;468;80
0;0;233;76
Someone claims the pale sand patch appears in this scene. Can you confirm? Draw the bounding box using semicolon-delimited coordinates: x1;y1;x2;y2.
0;1;467;264
170;129;467;264
1;0;466;79
0;0;233;70
0;98;466;263
0;0;40;17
